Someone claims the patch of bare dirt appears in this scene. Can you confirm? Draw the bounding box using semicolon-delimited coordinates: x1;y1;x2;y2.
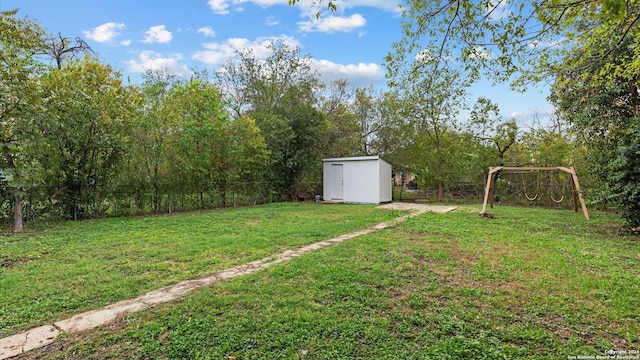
0;256;25;270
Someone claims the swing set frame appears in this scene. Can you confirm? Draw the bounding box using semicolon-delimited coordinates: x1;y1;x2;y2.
481;166;589;220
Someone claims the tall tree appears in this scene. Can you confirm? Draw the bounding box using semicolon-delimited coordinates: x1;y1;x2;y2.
215;39;322;118
215;39;326;199
317;79;361;158
550;24;640;228
467;98;518;169
40;32;93;70
0;10;46;232
401;66;469;201
252;91;327;199
128;69;180;212
353;87;385;155
38;56;138;220
373;91;415;177
226;115;270;204
165;77;231;207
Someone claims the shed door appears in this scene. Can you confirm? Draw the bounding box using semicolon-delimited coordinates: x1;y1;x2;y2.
331;164;343;200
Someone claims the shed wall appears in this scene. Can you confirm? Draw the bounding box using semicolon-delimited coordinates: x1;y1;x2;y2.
378;160;392;202
322;156;392;204
342;160;379;203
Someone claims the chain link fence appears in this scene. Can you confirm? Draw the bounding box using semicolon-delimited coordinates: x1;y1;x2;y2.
0;181;323;227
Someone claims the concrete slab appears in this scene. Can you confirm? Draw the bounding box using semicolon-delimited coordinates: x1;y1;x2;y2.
55;300;147;334
0;325;59;360
377;202;457;213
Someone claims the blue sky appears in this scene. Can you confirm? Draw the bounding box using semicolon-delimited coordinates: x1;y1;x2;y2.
2;0;554;122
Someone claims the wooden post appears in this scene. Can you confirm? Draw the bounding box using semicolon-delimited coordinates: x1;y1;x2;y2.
481;167;502;214
557;167;589;220
481;171;493;214
571;171;589;220
570;175;579;213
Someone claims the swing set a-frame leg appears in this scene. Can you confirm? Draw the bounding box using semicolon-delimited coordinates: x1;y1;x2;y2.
481;167;501;214
563;167;590;220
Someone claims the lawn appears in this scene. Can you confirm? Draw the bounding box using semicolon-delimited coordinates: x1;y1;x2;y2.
6;204;640;359
0;202;405;339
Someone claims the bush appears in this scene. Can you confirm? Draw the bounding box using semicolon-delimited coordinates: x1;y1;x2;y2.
607;121;640;231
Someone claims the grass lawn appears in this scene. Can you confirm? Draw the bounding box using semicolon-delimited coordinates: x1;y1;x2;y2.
6;204;640;359
0;202;405;339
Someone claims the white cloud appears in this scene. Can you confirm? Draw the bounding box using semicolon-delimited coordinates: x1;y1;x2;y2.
339;0;401;12
207;0;400;18
528;37;566;49
126;51;192;77
83;22;125;43
197;26;216;37
414;49;438;63
294;0;401;18
191;33;384;87
142;25;173;44
266;16;280;26
467;46;493;60
311;59;384;86
193;35;300;65
511;108;554;117
208;0;288;15
486;0;511;20
120;39;132;46
208;0;232;14
298;14;366;33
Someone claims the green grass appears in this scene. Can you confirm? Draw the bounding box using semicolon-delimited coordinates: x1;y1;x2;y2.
0;202;405;338
7;204;640;359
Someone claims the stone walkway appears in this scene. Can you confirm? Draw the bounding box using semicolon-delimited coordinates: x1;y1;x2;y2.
0;204;456;359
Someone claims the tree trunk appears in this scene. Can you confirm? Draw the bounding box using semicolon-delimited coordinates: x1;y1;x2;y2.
435;139;445;202
3;151;24;232
14;194;24;233
631;83;639;117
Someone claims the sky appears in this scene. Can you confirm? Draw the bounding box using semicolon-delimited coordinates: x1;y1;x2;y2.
1;0;554;123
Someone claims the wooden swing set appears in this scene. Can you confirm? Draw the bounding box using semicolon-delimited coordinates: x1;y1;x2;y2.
481;166;590;220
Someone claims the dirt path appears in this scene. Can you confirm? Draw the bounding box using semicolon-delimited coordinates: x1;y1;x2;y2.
0;203;455;359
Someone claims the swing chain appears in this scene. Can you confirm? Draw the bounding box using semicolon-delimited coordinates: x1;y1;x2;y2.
521;172;539;202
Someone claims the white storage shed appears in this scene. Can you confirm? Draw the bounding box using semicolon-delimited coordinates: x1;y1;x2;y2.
322;156;392;204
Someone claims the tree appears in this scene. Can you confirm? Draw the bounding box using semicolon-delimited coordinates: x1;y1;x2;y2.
216;39;326;199
607;122;640;230
549;22;640;228
0;10;46;232
401;67;469;201
135;73;269;209
252;92;327;199
352;87;385;155
226;115;270;204
127;69;180;212
215;39;321;118
40;32;93;70
38;56;138;220
164;77;232;207
373;91;415;179
386;0;640;89
465;97;519;188
317;79;361;158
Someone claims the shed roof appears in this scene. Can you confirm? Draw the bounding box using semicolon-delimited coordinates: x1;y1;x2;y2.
322;155;384;162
